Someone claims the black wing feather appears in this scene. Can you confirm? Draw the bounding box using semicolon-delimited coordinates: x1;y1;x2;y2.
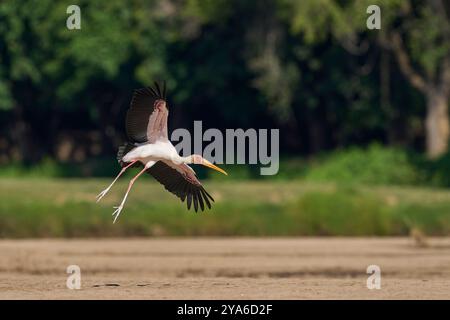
125;83;166;143
187;192;193;210
196;189;205;211
117;142;141;168
201;186;215;202
162;81;167;99
147;161;214;211
192;188;199;212
199;188;211;209
148;86;158;98
154;81;162;97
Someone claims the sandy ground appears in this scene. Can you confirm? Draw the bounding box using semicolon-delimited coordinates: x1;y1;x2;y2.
0;237;449;299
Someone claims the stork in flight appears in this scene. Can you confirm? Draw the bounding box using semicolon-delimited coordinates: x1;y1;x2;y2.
96;81;227;223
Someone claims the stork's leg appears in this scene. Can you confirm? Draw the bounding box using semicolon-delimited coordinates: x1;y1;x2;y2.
96;160;138;202
112;166;148;223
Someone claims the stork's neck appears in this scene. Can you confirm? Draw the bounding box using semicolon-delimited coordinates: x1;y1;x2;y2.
180;155;193;164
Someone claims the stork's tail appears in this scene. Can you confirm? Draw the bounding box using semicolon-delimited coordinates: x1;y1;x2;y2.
117;142;139;168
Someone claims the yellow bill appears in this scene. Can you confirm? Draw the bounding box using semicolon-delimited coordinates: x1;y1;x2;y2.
202;159;228;175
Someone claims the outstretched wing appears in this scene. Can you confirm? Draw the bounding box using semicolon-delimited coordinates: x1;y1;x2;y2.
146;161;215;212
125;81;168;144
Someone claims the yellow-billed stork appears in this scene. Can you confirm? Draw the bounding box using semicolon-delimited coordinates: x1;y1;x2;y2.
96;81;227;223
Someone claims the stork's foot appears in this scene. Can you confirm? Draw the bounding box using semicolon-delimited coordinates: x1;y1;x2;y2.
112;205;124;223
96;188;110;202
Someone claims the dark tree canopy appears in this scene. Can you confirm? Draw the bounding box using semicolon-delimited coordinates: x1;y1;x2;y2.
0;0;447;167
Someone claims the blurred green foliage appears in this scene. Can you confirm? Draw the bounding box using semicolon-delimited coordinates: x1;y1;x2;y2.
427;152;450;187
288;189;394;236
0;0;449;166
1;178;450;237
4;144;450;188
304;144;422;185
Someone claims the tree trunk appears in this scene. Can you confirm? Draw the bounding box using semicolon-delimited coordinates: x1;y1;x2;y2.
425;88;450;158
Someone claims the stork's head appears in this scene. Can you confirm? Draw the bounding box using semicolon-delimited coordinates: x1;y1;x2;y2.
189;155;228;175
